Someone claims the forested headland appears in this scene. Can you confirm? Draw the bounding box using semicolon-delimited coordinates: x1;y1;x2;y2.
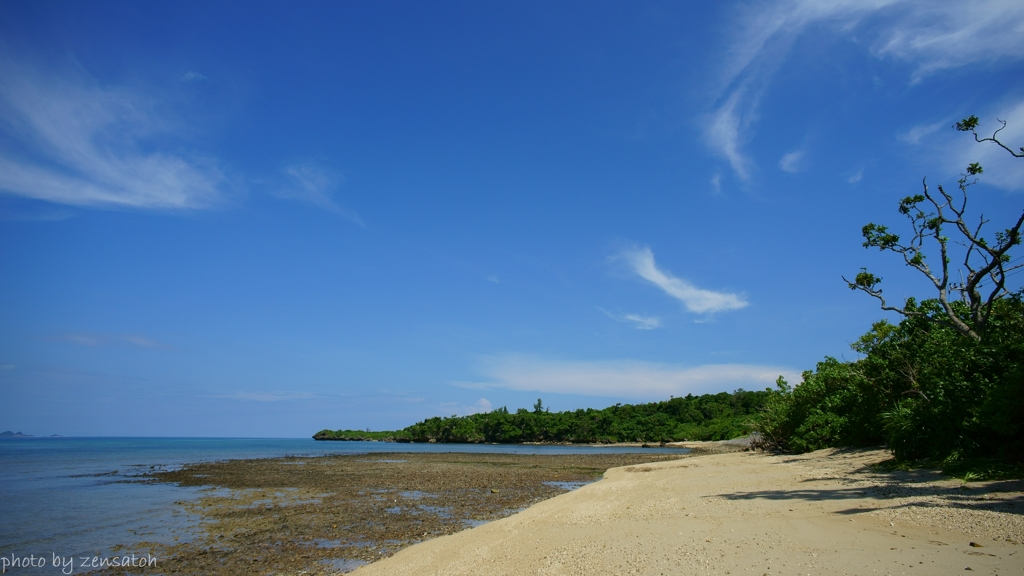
315;390;768;444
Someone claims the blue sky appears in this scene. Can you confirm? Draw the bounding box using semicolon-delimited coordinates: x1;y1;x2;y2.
2;1;1023;437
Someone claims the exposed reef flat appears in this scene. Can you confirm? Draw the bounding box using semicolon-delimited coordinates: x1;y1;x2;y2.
122;451;701;575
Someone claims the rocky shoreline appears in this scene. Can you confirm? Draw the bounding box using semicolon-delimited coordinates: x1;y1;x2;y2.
111;451;710;575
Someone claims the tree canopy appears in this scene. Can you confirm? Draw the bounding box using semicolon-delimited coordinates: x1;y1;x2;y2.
316;389;770;444
845;116;1023;341
762;116;1024;473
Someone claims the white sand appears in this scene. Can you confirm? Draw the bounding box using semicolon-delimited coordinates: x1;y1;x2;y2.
351;448;1023;575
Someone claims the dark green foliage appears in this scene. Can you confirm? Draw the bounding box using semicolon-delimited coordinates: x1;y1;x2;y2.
402;390;767;443
874;455;1024;482
313;429;412;441
941;456;1024;482
954;115;980;132
318;390;771;444
756;298;1024;465
766;114;1024;468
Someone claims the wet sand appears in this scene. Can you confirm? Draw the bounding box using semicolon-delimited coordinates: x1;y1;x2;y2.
126;451;701;574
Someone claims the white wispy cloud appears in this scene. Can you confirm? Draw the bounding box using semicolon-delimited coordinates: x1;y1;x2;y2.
706;0;1024;179
951;102;1024;191
898;120;945;144
598;307;662;330
460;355;799;400
623;314;660;330
465;398;493;415
778;150;806;173
181;71;207;82
58;333;168;348
216;391;318;402
847;169;864;184
0;209;73;222
0;60;228;209
277;162;364;225
616;246;748;314
710;173;722;194
372;391;426;404
437;397;494;416
899;102;1024;191
705;89;757;181
121;334;165;348
63;334;104;347
868;1;1024;82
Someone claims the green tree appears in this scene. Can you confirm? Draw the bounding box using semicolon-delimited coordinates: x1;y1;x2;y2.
844;116;1023;342
758;119;1024;463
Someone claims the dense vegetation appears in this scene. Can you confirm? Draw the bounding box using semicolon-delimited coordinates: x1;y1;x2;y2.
313;429;411;442
315;390;770;443
756;298;1024;467
752;116;1024;477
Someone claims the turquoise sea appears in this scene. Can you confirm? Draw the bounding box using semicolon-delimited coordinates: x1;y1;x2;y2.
0;437;687;574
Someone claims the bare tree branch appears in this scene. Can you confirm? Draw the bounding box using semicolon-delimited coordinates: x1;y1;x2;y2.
848;116;1023;342
959;117;1024;158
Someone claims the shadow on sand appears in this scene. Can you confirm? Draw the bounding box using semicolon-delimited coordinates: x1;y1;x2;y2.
714;449;1023;516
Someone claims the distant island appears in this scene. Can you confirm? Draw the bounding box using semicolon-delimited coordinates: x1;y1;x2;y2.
1;430;34;438
315;390;768;444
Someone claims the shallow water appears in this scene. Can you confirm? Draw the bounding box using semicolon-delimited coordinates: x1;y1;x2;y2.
543;480;591;491
0;438;687;574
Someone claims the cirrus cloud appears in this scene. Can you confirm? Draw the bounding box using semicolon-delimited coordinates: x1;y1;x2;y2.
276;162;364;225
616;246;748;314
57;332;169;349
705;0;1024;180
598;307;662;330
457;355;799;401
898;101;1024;191
214;391;319;402
778;150;806;173
0;60;229;209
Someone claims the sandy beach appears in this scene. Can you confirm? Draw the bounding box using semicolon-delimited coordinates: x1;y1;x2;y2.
351;447;1023;575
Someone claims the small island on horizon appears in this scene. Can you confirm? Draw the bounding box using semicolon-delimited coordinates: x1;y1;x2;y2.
0;431;64;438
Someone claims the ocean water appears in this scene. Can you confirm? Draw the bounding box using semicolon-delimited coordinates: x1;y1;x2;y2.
0;438;687;574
